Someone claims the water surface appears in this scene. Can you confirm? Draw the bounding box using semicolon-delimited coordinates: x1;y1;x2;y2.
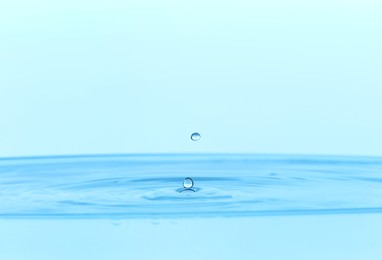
1;154;381;218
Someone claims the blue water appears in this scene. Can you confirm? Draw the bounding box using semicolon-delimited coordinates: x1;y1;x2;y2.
1;154;382;218
1;154;382;259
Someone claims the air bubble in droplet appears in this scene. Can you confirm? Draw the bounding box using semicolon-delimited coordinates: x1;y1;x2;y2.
191;132;201;141
183;177;194;189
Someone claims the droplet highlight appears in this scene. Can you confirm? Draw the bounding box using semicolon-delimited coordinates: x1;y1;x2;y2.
183;177;194;189
191;132;201;141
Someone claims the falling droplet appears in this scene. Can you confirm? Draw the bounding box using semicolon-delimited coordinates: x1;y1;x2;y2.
191;132;201;141
183;177;194;189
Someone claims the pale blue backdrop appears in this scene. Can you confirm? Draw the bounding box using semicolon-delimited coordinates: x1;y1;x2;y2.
1;0;381;157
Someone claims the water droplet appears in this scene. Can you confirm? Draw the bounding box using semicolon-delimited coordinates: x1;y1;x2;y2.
183;177;194;189
191;132;201;141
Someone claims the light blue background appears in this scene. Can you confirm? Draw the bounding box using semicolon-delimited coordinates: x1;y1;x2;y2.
1;0;381;157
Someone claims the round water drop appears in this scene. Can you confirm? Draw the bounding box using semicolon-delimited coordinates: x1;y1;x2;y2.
183;177;194;189
191;132;201;141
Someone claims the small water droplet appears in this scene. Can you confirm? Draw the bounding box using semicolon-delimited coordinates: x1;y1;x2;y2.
191;132;201;141
183;177;194;189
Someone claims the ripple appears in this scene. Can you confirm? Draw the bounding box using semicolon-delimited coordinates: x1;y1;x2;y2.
1;154;382;218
